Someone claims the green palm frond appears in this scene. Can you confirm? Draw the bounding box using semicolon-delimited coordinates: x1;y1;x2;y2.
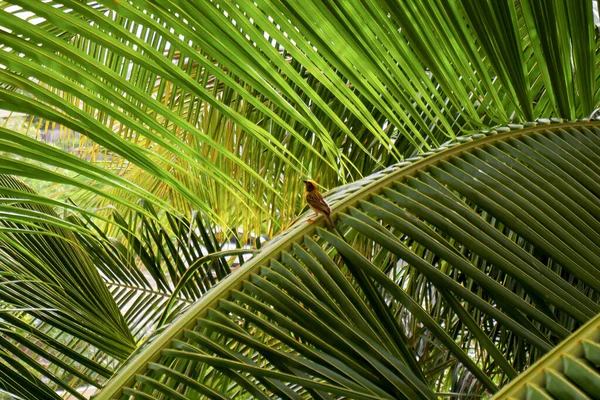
74;205;257;338
0;176;255;398
0;175;135;357
0;311;115;400
494;312;600;399
0;1;599;398
98;120;600;399
1;0;598;236
0;175;132;398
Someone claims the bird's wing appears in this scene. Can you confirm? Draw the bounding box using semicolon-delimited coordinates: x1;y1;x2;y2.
306;191;331;214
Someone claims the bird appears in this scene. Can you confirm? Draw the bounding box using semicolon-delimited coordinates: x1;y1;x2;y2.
303;179;334;228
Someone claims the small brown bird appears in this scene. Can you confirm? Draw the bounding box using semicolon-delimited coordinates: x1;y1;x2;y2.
303;179;334;228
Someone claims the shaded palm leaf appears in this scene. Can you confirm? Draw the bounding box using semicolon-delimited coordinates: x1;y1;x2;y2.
0;175;133;398
494;312;600;399
73;205;257;339
0;176;255;398
0;175;135;357
98;120;600;399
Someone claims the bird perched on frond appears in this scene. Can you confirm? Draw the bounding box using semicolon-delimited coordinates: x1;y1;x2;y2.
303;180;334;228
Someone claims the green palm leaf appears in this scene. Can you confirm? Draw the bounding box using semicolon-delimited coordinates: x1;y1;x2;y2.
0;175;135;356
0;1;598;398
74;206;257;337
0;176;255;398
0;175;132;398
494;311;600;399
1;0;598;235
97;120;600;399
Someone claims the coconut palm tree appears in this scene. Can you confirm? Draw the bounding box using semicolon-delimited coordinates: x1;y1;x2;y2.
0;0;598;398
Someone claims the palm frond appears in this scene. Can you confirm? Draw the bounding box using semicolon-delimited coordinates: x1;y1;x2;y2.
74;205;257;338
494;312;600;399
0;175;255;397
1;0;598;235
98;120;600;399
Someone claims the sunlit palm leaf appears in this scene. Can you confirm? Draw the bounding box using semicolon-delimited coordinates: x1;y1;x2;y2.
1;0;598;236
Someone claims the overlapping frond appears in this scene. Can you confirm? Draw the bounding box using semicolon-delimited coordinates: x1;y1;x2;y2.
98;121;600;399
0;176;254;398
0;1;598;398
0;175;132;398
1;0;598;236
494;312;600;399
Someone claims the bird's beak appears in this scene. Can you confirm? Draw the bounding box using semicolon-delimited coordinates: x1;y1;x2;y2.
303;180;308;183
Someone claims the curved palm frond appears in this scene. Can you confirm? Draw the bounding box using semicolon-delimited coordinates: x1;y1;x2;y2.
97;120;600;399
0;310;116;400
0;175;135;357
1;0;598;236
0;175;133;399
0;176;256;398
494;311;600;399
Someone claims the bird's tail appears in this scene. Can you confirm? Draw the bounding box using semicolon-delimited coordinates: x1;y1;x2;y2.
325;213;334;229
